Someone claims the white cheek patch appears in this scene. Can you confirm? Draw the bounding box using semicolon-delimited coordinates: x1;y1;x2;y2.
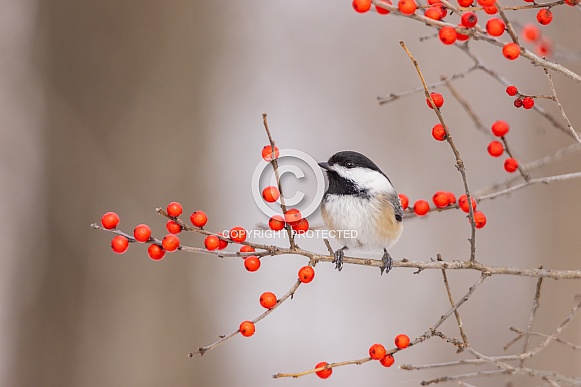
332;165;395;194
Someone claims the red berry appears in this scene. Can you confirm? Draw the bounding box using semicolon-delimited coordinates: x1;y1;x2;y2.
369;344;387;360
259;292;277;309
522;24;540;42
292;218;309;234
262;186;280;203
376;0;392;14
204;235;220;251
432;123;447;141
262;145;280;162
426;92;444;109
506;85;518;96
101;212;120;229
315;362;332;379
166;220;182;234
536;9;552;25
395;334;411;349
477;0;495;6
439;26;457;45
502;42;521;60
229;226;247;243
472;210;487;228
268;215;286;231
239;321;255;337
522;97;534;109
240;245;255;253
565;0;580;5
398;0;417;14
460;12;477;28
298;266;315;283
458;194;477;213
166;201;182;217
457;0;472;6
413;200;430;216
433;191;450;208
447;192;456;205
487;141;504;157
398;194;409;210
425;6;443;20
148;244;166;261
162;234;180;252
491;120;510;137
217;233;229;250
504;158;518;173
111;235;129;254
514;98;523;108
352;0;372;12
244;256;261;272
133;224;152;242
190;210;208;228
486;18;505;36
428;0;441;4
380;354;395;367
284;208;302;225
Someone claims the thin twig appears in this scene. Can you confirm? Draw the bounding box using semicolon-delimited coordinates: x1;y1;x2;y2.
507;327;581;351
520;273;543;366
190;277;304;356
477;172;581;202
400;40;477;262
439;254;469;350
273;356;371;378
262;113;296;250
543;69;581;145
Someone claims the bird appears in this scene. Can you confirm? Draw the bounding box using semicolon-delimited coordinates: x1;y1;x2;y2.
318;151;404;275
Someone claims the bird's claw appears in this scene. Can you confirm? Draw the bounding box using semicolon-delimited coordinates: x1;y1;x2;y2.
380;248;393;276
333;247;347;272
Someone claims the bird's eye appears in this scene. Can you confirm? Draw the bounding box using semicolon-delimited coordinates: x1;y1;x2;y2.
344;161;355;168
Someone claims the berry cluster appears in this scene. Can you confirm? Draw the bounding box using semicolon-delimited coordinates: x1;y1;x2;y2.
239;265;316;338
487;120;519;174
505;85;535;110
314;334;411;379
399;191;486;228
348;0;577;61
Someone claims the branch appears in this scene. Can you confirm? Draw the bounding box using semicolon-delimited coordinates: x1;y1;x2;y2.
400;40;477;262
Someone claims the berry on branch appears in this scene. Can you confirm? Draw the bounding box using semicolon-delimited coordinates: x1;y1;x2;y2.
166;201;183;218
244;256;261;272
502;43;521;60
395;334;411;349
259;292;277;309
426;92;444;109
133;224;152;243
148;244;166;261
190;210;208;228
239;321;255;337
111;235;129;254
315;362;332;379
413;200;430;216
101;211;120;229
298;266;315;283
369;343;387;360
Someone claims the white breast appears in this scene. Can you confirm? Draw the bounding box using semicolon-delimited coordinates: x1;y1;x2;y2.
321;194;403;251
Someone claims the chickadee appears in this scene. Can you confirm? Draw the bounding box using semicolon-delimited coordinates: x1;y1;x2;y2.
319;151;403;275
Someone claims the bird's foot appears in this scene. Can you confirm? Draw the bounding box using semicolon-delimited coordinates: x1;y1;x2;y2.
380;248;393;276
333;246;348;272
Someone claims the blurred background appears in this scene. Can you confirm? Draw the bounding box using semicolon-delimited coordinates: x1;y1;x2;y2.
1;1;580;386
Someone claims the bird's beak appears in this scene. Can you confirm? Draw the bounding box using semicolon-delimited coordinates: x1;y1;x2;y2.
318;162;332;171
